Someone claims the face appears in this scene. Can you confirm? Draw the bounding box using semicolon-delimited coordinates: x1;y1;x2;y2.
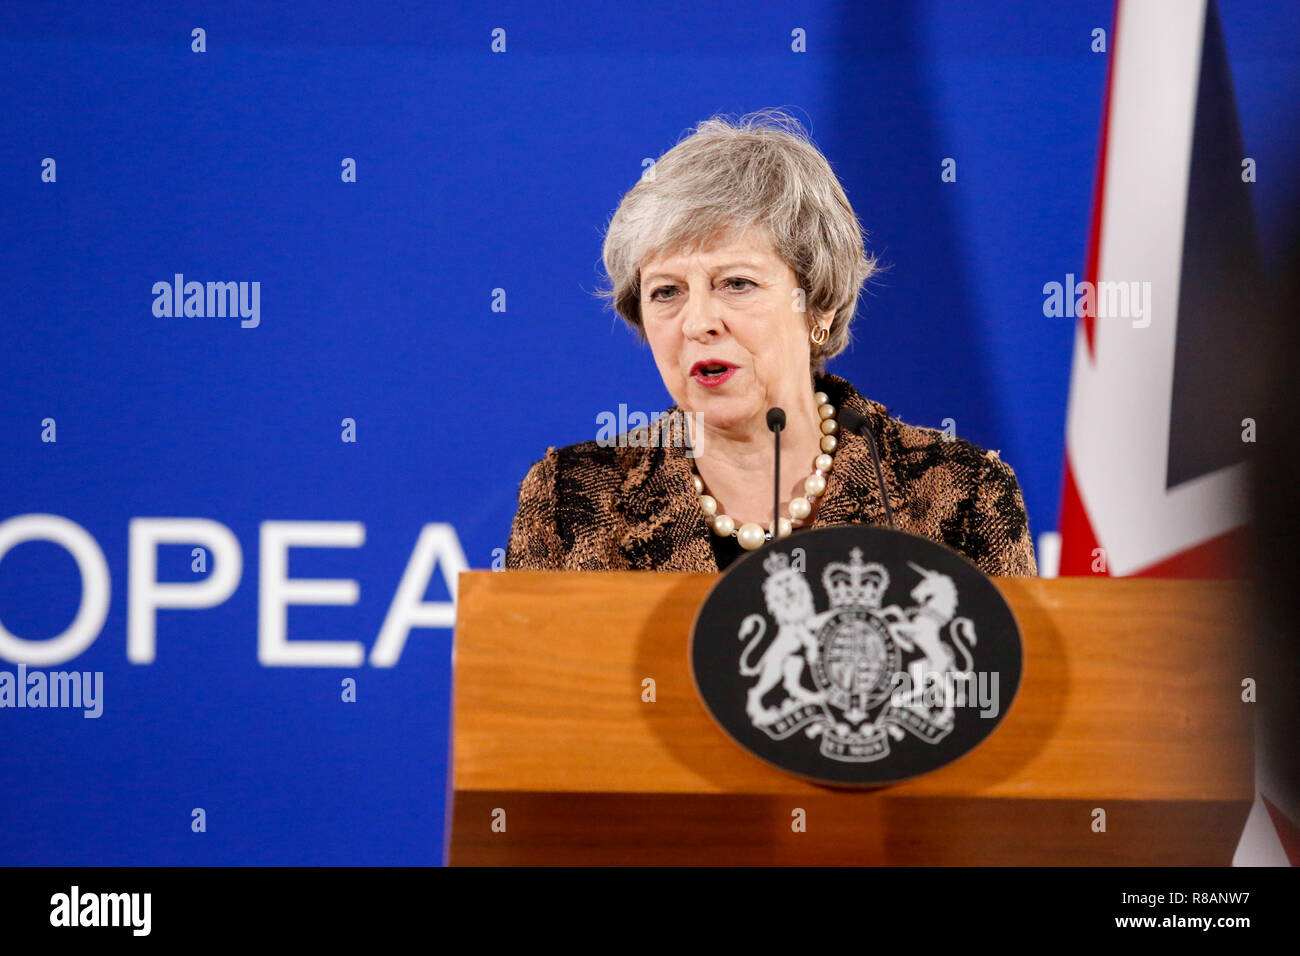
639;229;830;432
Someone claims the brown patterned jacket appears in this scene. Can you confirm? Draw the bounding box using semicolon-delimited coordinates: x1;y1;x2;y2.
505;372;1037;576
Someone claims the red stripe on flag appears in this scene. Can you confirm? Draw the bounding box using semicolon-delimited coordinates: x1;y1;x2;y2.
1129;525;1250;578
1262;795;1300;866
1057;454;1105;576
1060;451;1251;578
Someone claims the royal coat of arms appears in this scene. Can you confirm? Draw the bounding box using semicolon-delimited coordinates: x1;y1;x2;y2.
736;548;979;762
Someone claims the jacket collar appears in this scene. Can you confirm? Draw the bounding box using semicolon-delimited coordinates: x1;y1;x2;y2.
612;372;905;570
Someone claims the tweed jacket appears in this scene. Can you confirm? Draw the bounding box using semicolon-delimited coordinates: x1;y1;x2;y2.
505;372;1037;576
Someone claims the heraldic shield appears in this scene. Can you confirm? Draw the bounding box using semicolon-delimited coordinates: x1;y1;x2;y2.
690;525;1024;786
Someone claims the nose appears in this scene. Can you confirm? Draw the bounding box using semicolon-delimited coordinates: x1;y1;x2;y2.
680;283;724;342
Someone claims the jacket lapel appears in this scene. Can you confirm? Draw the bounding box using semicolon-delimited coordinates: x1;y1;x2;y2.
811;373;907;530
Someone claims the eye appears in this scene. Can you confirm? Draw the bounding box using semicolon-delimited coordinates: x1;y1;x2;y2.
722;277;757;292
648;285;678;302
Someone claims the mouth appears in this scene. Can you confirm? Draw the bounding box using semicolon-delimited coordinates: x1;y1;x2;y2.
689;360;738;388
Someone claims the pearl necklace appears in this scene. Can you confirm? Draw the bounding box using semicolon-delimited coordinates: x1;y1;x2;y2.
693;391;839;551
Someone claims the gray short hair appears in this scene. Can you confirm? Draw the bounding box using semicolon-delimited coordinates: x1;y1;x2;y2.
598;108;878;366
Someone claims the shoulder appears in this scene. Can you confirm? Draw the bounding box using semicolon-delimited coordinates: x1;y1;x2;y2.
888;417;1017;493
819;371;1031;566
886;414;1027;521
516;435;632;493
821;371;1016;491
515;421;667;519
860;394;1033;574
868;403;1034;575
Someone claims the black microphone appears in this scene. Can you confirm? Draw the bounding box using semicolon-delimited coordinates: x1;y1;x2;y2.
766;407;786;541
837;407;896;529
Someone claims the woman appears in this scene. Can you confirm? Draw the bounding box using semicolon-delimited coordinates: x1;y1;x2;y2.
506;109;1037;576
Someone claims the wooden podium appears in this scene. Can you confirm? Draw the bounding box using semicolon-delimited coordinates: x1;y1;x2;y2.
448;571;1253;865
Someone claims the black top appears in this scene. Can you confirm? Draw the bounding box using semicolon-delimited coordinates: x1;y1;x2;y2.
708;524;817;570
708;528;747;570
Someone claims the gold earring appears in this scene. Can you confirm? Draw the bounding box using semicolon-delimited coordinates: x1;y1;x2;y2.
810;325;830;346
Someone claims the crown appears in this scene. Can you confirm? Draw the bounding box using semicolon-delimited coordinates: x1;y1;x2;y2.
763;551;791;576
762;550;815;622
821;548;889;608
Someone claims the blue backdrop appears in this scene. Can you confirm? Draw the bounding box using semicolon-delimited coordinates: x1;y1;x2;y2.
2;0;1297;865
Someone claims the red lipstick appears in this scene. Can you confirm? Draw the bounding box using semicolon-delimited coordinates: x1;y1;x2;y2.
689;360;738;388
